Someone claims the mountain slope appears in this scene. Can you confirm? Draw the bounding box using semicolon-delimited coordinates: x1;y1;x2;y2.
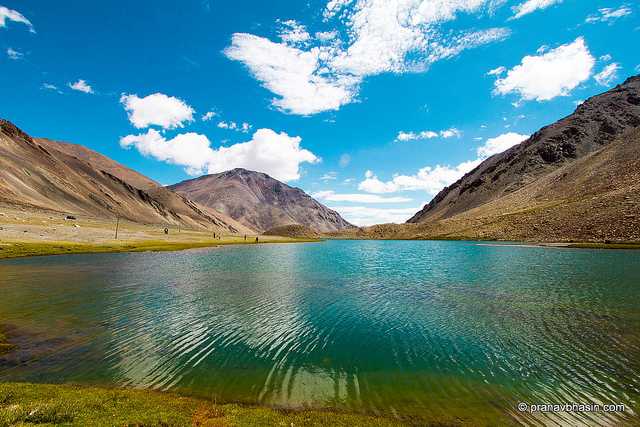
36;138;160;190
329;128;640;243
0;120;248;233
409;75;640;224
170;168;354;233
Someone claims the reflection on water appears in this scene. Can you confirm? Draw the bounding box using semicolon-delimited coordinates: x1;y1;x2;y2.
1;240;639;425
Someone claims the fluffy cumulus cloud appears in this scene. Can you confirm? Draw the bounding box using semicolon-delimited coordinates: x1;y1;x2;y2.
395;128;461;142
120;128;318;182
278;20;311;45
358;160;482;195
225;33;358;115
586;6;632;24
476;132;529;158
492;37;594;102
68;79;94;94
594;63;621;87
312;190;412;203
225;0;510;115
510;0;562;20
359;131;528;197
120;93;194;129
0;6;34;32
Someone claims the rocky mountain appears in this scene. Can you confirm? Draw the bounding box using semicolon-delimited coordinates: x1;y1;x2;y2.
170;168;354;233
328;76;640;243
0;120;250;233
409;75;640;225
36;138;160;190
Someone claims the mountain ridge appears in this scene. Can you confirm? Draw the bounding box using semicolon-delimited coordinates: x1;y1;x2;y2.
0;119;251;234
408;75;640;224
170;168;354;233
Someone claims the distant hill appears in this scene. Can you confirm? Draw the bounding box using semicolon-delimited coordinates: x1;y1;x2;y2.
0;120;250;234
331;76;640;243
263;224;321;239
170;168;354;233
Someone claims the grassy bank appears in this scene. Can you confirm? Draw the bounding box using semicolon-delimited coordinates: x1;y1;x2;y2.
0;237;319;260
0;328;14;356
0;383;404;427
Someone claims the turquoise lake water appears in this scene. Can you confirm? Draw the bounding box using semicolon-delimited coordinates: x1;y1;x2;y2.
1;240;639;425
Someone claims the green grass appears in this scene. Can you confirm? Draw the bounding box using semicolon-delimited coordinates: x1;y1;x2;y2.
0;328;14;355
0;383;406;427
0;237;320;260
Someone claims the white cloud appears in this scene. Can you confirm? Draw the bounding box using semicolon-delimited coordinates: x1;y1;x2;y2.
395;128;461;142
359;131;528;197
324;0;353;19
279;20;311;45
510;0;562;20
339;153;351;167
477;132;528;158
320;172;338;181
599;54;612;62
328;205;422;226
594;63;621;87
217;120;252;133
224;33;358;115
493;37;594;102
42;83;62;94
396;130;438;142
312;190;412;203
586;6;632;24
316;30;338;41
0;6;34;32
201;111;217;121
487;66;506;76
359;160;481;195
120;93;194;129
6;47;22;60
120;128;319;182
225;0;510;115
440;128;462;138
68;79;94;94
636;64;640;73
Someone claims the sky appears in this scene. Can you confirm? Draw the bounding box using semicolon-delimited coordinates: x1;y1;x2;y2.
1;0;638;225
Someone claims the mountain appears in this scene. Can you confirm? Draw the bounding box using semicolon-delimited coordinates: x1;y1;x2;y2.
409;75;640;225
170;168;354;233
0;120;250;234
36;138;160;190
329;76;640;243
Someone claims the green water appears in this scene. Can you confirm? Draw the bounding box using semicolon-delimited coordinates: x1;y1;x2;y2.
1;240;639;425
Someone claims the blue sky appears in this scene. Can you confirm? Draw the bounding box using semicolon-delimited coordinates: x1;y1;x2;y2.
1;0;638;225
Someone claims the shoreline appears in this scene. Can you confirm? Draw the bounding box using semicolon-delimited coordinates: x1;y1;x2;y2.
2;237;638;261
0;237;321;260
476;241;640;250
0;382;407;426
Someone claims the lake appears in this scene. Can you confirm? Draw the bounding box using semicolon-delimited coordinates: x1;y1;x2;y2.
1;240;639;425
